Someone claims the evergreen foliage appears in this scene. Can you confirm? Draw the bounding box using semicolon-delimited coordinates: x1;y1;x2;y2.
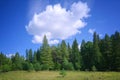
0;31;120;72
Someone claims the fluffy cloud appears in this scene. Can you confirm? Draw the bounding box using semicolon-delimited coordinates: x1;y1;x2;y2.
6;53;15;58
88;28;95;35
26;1;90;44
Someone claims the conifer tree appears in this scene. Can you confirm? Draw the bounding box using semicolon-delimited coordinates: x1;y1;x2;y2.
40;35;54;70
111;31;120;71
93;32;102;70
71;39;81;70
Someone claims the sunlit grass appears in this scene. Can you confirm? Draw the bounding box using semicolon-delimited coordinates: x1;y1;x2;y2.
0;71;120;80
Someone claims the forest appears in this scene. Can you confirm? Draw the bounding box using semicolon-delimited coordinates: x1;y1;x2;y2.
0;31;120;72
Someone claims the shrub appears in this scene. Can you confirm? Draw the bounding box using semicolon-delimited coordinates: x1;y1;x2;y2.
41;64;49;70
59;68;66;77
33;63;41;71
92;65;97;71
1;64;11;72
54;63;61;70
22;62;34;71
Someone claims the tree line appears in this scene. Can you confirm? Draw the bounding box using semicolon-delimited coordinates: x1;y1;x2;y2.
0;31;120;72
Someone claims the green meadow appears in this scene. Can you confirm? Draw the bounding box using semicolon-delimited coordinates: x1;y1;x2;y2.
0;71;120;80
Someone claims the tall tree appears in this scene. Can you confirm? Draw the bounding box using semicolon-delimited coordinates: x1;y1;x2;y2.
40;35;54;70
111;31;120;71
68;43;72;62
11;52;24;70
93;32;102;70
60;40;69;69
60;40;69;59
81;41;94;71
99;34;113;71
71;39;81;70
0;52;12;72
33;51;37;63
36;49;41;63
28;49;33;63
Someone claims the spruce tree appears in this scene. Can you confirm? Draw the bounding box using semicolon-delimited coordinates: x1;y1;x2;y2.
40;35;54;70
93;32;102;70
111;31;120;71
81;41;94;71
60;40;69;69
71;39;81;70
99;34;113;71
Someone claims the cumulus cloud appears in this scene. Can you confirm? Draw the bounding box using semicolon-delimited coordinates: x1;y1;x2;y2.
26;1;90;44
88;28;95;35
6;53;15;58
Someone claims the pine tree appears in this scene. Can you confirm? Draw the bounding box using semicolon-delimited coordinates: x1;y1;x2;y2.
0;52;12;72
71;39;81;70
36;49;41;63
111;31;120;71
93;32;102;70
28;49;33;63
61;40;69;59
40;35;54;70
11;52;24;70
99;34;113;71
81;41;94;71
68;43;72;61
33;51;37;63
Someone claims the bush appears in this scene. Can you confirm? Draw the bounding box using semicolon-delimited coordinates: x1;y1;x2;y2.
22;62;34;71
62;58;74;70
63;62;74;70
1;64;11;72
54;63;61;70
33;63;41;71
41;64;49;70
12;63;22;70
92;65;97;71
59;69;66;77
28;63;34;71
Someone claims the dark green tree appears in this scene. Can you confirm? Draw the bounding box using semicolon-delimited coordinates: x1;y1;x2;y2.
0;53;12;72
99;34;113;71
93;32;102;70
71;39;81;70
36;49;41;63
81;41;94;71
40;35;54;70
33;51;37;63
11;52;24;70
33;62;41;71
60;40;69;69
51;46;61;70
28;49;33;63
111;31;120;71
68;43;72;61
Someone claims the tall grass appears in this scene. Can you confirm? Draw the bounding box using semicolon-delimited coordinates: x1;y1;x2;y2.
0;71;120;80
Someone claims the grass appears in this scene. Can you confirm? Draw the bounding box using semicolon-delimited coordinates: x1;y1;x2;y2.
0;71;120;80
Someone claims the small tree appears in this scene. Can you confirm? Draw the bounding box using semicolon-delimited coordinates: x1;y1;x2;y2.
59;68;66;77
92;65;97;71
1;64;11;72
28;63;34;71
22;62;34;71
33;63;41;71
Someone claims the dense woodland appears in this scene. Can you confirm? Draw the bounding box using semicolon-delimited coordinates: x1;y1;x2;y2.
0;31;120;72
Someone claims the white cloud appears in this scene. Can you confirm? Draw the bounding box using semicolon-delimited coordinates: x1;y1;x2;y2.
78;43;81;50
6;53;15;58
26;1;90;44
88;28;95;35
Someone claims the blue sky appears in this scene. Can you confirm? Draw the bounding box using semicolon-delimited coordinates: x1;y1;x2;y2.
0;0;120;56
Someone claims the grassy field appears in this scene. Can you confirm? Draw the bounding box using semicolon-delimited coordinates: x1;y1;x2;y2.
0;71;120;80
